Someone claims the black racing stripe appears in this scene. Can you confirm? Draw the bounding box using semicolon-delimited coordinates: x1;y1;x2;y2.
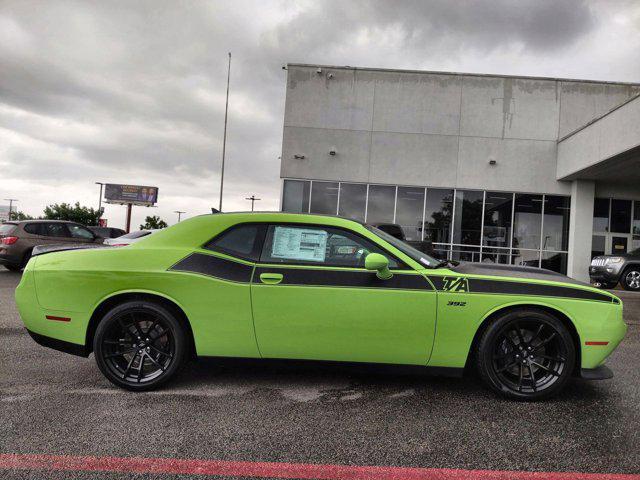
428;275;613;303
254;267;433;290
170;253;253;283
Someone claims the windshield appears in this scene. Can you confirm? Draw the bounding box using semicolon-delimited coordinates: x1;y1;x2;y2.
366;225;438;268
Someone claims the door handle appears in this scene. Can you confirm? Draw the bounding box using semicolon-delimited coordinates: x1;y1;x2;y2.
259;272;283;285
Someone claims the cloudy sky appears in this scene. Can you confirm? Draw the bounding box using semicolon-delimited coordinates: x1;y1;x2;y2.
1;0;639;228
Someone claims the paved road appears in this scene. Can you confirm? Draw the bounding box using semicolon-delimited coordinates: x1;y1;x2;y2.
1;269;639;479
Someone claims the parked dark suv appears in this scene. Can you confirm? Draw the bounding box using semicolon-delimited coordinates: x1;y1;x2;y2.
590;248;640;291
0;220;104;271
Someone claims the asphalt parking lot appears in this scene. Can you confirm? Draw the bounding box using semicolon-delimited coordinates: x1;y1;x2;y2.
1;268;639;479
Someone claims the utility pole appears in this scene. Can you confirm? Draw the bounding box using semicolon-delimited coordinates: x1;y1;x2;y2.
218;52;231;212
174;210;185;222
245;195;261;212
95;182;104;221
4;198;18;220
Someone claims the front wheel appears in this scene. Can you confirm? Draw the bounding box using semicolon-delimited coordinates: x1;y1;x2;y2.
622;267;640;291
93;301;187;391
476;309;576;400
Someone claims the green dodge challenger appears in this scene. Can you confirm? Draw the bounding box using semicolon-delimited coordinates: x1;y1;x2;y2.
15;212;627;400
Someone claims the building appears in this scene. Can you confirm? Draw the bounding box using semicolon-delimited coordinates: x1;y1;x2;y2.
278;63;640;281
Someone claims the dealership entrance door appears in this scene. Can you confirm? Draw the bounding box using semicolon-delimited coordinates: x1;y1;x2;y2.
592;234;631;257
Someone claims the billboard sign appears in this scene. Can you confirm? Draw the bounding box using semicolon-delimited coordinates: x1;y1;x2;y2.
0;205;10;223
104;184;158;206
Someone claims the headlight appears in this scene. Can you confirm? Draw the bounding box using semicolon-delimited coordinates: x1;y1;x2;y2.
606;257;623;264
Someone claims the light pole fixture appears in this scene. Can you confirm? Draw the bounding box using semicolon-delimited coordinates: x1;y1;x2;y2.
174;210;186;222
95;182;104;215
219;52;231;212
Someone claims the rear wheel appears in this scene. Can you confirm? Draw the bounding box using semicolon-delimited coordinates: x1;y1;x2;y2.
477;309;575;400
622;267;640;291
93;301;186;391
4;264;22;272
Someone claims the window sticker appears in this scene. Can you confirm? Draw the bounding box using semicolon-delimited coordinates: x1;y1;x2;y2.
271;227;328;262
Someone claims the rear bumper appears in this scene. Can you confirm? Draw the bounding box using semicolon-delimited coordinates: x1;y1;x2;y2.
0;251;21;267
26;329;89;357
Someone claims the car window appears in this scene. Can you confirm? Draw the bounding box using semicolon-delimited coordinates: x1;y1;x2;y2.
205;224;265;261
260;224;402;269
44;223;71;238
68;224;95;240
23;223;43;235
0;224;17;235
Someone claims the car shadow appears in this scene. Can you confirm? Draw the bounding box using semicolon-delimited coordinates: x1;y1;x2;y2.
165;356;603;404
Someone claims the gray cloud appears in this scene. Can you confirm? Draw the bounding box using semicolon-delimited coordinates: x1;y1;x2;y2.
0;0;636;227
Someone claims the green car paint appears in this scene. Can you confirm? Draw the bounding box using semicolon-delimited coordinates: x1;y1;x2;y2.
15;212;626;375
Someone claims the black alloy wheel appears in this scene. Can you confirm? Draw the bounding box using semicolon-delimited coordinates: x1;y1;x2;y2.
94;301;186;391
477;309;575;400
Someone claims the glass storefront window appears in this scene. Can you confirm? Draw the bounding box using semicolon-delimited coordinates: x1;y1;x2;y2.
541;251;568;274
395;187;425;241
452;190;483;246
338;183;367;222
366;185;395;224
483;192;513;248
451;245;480;262
282;180;571;274
593;198;609;232
591;235;605;258
543;195;570;251
481;247;511;265
610;199;631;233
513;194;542;250
424;189;453;243
512;249;540;269
282;180;310;213
309;181;339;215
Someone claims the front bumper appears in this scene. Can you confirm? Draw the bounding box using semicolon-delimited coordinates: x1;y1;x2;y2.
580;364;613;380
589;265;623;285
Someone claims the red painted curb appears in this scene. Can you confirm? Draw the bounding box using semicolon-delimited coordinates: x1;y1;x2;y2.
0;453;638;480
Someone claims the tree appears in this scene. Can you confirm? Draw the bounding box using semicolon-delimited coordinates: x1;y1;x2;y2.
43;202;101;225
140;215;168;230
9;211;34;221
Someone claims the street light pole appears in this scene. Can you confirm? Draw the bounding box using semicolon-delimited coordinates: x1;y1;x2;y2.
218;52;231;212
245;195;261;212
3;198;18;220
174;210;185;222
95;182;104;218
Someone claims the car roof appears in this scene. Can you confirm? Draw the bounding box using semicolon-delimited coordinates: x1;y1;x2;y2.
202;211;366;225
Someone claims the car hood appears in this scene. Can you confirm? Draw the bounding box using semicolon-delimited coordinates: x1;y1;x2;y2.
447;262;589;287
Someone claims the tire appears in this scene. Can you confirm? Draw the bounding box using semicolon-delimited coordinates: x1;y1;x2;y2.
93;301;187;391
622;267;640;291
4;264;22;272
599;282;617;290
476;308;576;401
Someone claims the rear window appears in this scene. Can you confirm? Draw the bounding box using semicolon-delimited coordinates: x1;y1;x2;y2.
0;224;17;236
205;224;265;261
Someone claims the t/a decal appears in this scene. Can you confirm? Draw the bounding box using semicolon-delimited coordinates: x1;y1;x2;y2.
447;301;467;307
441;277;469;292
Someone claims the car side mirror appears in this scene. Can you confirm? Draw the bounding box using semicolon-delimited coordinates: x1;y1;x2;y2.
365;253;393;280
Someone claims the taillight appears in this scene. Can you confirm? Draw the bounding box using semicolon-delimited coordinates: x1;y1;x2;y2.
1;236;18;245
